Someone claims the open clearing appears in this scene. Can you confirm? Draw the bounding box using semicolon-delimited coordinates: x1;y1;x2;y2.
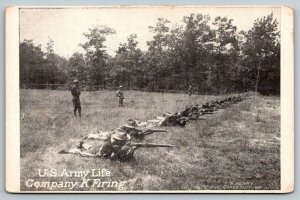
20;89;280;191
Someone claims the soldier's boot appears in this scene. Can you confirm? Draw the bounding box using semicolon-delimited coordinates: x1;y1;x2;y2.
74;109;77;116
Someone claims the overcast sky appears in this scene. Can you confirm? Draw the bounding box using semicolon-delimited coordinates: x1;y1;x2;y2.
20;7;280;58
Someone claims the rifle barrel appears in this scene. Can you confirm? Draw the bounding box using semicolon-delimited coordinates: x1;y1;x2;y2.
143;129;168;135
128;142;178;148
148;129;168;132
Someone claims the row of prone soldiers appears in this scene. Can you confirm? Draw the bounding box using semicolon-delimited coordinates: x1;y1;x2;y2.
59;91;251;161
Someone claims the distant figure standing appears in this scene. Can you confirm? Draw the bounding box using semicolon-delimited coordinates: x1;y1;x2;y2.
187;85;193;97
71;79;81;117
116;86;125;107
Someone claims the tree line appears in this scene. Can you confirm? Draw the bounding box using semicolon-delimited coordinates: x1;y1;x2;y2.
20;13;280;95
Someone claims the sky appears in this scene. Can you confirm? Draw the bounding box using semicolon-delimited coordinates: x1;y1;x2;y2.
20;7;281;58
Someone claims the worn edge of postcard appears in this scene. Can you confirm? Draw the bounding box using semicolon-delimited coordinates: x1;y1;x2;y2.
5;5;294;193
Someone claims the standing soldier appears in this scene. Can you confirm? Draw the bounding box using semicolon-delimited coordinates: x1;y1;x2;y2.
187;85;193;97
71;79;81;117
116;85;125;107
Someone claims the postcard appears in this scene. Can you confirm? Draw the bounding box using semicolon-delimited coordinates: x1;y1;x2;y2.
5;6;294;193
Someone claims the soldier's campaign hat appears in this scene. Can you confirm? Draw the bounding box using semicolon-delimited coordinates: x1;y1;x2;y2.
127;119;138;127
73;79;79;83
111;128;130;141
119;85;123;88
119;124;139;134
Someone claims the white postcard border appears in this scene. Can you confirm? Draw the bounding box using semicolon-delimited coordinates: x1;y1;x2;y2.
5;5;294;193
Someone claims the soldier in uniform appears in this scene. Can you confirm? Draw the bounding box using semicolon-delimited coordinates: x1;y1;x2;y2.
71;79;81;117
59;127;175;162
187;86;193;97
116;85;125;107
59;128;136;161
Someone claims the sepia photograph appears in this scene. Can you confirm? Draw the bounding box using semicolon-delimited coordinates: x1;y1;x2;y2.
5;6;294;193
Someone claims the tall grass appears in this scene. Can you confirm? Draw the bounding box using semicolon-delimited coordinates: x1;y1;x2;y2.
20;89;280;191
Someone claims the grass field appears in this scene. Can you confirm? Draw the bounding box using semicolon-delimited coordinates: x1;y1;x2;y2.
20;89;280;191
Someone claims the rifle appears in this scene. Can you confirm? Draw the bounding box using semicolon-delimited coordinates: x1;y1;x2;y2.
125;142;178;148
121;126;167;134
142;129;168;135
199;109;215;113
132;128;168;140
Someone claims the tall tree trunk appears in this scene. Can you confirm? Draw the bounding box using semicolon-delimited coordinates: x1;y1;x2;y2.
255;58;262;93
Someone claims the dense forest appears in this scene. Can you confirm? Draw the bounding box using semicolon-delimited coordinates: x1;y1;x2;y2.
19;13;280;95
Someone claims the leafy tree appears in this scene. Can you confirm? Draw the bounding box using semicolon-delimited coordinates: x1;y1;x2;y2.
242;13;280;94
20;39;68;87
81;25;116;85
181;14;213;92
19;13;280;95
68;52;88;83
208;16;239;93
111;34;143;88
145;18;171;90
19;39;46;86
44;38;69;85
